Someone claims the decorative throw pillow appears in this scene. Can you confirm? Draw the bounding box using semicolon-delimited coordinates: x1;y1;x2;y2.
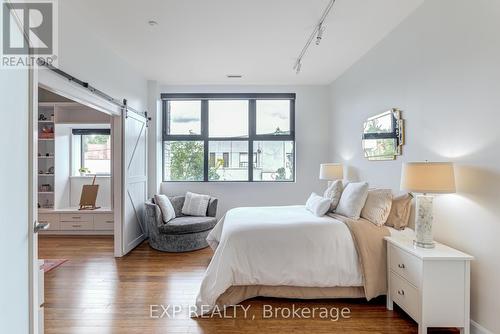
335;182;369;219
323;180;344;212
154;194;176;223
385;193;413;230
305;193;332;217
361;189;393;226
182;192;210;217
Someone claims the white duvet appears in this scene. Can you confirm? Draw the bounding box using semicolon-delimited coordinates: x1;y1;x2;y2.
195;205;364;311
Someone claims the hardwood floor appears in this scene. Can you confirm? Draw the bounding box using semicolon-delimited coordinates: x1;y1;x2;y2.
39;236;459;334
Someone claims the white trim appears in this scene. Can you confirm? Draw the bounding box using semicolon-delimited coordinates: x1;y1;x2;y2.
38;70;121;116
39;230;113;236
37;69;123;259
471;320;494;334
29;58;39;334
112;115;124;257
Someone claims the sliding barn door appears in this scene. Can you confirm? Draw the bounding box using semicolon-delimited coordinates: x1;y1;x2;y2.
122;109;148;255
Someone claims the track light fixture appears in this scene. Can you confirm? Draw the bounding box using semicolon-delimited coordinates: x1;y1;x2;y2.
316;24;324;46
294;61;302;74
293;0;336;74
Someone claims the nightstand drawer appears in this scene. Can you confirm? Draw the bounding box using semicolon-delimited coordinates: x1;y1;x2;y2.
390;272;419;320
59;220;93;230
94;214;114;230
389;244;422;287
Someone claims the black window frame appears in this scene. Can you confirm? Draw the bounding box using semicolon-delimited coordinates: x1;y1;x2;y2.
162;93;296;182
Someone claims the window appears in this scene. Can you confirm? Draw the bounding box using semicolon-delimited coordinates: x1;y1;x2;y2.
253;141;294;181
166;101;201;135
256;100;291;135
72;129;111;175
162;93;295;182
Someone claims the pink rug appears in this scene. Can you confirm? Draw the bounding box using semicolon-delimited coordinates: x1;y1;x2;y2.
42;259;68;273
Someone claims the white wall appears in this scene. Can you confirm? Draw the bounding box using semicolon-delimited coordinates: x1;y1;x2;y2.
69;177;111;208
147;80;162;198
159;85;331;217
57;1;147;112
328;1;500;332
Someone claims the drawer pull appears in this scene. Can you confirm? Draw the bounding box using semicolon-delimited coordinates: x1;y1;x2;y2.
71;216;81;219
397;289;405;296
398;263;406;269
72;225;81;228
105;221;113;223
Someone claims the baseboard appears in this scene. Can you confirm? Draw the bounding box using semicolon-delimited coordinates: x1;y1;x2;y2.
471;320;494;334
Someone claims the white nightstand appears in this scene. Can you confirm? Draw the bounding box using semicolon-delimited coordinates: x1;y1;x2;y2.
385;236;473;334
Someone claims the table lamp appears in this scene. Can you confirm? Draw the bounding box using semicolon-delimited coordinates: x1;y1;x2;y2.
400;162;456;248
319;163;343;186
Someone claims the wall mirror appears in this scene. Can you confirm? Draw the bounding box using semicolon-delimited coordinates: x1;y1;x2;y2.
362;108;404;161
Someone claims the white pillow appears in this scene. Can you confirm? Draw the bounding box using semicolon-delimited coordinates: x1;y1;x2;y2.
154;194;176;223
323;180;344;212
305;193;332;217
335;182;369;219
361;189;393;226
182;192;210;216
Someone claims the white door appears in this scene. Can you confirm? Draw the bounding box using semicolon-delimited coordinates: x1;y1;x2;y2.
121;109;148;255
0;10;39;334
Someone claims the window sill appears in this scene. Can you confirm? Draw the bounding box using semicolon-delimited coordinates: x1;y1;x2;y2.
70;175;111;179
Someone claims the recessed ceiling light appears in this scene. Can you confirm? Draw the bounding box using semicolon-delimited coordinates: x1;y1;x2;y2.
148;20;158;26
226;74;243;79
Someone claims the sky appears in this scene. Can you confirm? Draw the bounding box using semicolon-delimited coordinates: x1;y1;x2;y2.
169;100;290;136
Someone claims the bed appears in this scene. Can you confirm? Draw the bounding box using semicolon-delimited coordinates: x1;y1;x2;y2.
195;205;413;312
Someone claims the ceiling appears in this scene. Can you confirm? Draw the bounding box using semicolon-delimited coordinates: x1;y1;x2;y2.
63;0;423;85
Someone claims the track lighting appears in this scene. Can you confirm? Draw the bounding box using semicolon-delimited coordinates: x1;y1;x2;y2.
292;0;336;74
295;61;302;74
316;24;324;46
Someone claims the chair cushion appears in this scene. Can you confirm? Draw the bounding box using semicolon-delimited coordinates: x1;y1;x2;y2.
168;196;186;217
158;216;217;235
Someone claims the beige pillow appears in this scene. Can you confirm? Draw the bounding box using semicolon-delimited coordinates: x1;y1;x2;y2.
361;189;393;226
336;182;369;219
385;193;413;230
154;194;176;223
323;180;344;212
182;192;210;216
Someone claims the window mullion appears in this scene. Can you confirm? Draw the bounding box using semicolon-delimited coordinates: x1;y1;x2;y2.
202;100;209;182
248;100;256;182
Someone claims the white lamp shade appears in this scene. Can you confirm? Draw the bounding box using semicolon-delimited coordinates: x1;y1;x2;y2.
319;163;343;180
401;162;456;194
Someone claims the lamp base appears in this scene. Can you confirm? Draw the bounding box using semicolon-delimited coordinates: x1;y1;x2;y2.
414;194;435;249
413;240;435;249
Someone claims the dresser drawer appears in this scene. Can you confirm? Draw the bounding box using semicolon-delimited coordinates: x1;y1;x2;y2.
94;214;114;230
390;272;420;320
59;213;91;222
389;244;422;287
38;213;60;230
59;220;94;230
